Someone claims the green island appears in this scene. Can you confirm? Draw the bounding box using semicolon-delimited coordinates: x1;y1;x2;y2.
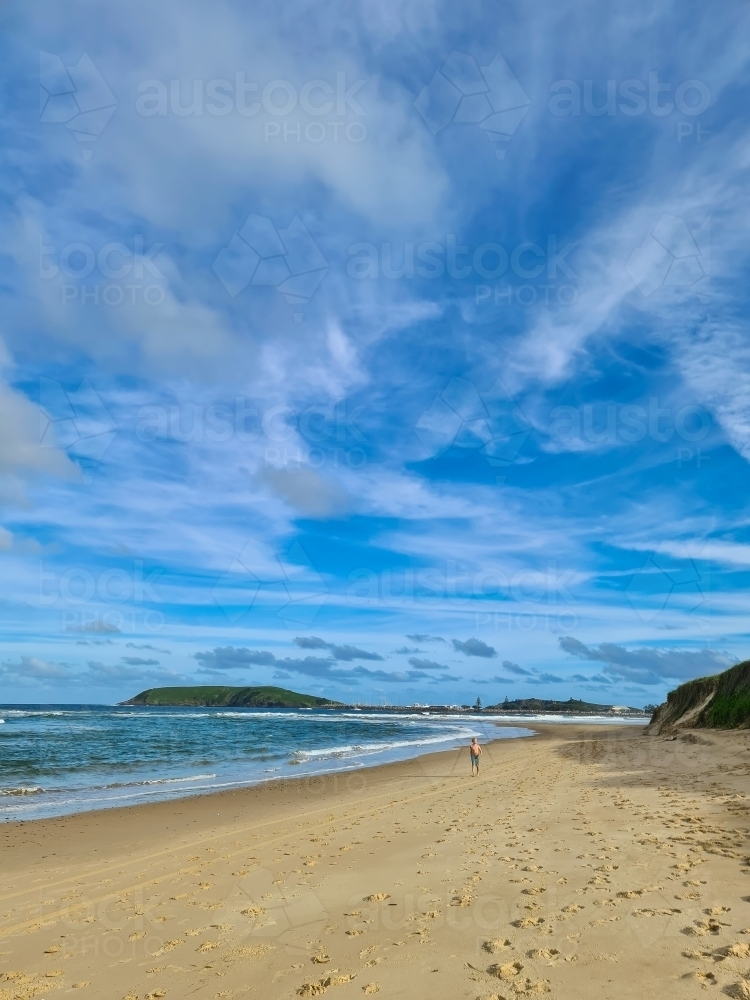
121;685;341;708
649;658;750;733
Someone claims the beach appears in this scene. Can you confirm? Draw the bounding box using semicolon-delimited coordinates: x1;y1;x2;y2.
2;722;750;1000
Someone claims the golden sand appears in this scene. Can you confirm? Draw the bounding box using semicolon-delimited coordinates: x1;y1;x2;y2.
2;723;750;999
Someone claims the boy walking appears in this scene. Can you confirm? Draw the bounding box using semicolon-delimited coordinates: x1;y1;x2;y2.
470;737;482;777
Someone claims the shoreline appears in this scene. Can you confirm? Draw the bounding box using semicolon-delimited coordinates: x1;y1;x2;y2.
1;715;644;825
1;728;542;839
0;713;531;828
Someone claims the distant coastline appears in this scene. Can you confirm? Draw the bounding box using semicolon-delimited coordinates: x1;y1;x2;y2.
121;685;649;717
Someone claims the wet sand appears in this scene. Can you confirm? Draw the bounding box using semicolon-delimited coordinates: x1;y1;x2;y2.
2;723;750;999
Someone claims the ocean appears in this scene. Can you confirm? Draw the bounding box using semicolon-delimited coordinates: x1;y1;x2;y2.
0;705;540;822
0;706;645;822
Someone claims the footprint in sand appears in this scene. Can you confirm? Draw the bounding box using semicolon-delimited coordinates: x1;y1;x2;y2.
362;984;379;993
723;942;750;958
727;983;750;999
683;919;726;937
153;939;184;956
527;949;559;961
487;961;523;980
684;970;717;986
297;973;355;995
312;953;330;964
129;932;147;941
364;894;389;902
483;939;512;954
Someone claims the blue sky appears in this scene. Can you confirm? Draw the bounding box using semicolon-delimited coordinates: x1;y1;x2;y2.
1;0;748;706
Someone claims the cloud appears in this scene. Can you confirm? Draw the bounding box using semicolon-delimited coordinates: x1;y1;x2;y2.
293;636;329;650
193;645;439;685
126;642;170;653
407;657;448;671
293;637;383;661
257;466;350;518
501;660;532;676
0;356;79;504
83;660;186;686
194;647;277;670
394;646;420;654
559;637;733;686
452;638;497;658
406;634;446;643
0;655;181;691
121;656;160;666
0;656;68;683
67;620;121;634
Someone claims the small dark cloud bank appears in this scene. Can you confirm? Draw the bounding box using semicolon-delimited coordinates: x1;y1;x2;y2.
559;636;732;686
407;657;448;671
452;637;497;658
193;646;450;685
293;636;383;661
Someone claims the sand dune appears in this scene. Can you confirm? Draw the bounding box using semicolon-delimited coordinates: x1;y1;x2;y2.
2;724;750;999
